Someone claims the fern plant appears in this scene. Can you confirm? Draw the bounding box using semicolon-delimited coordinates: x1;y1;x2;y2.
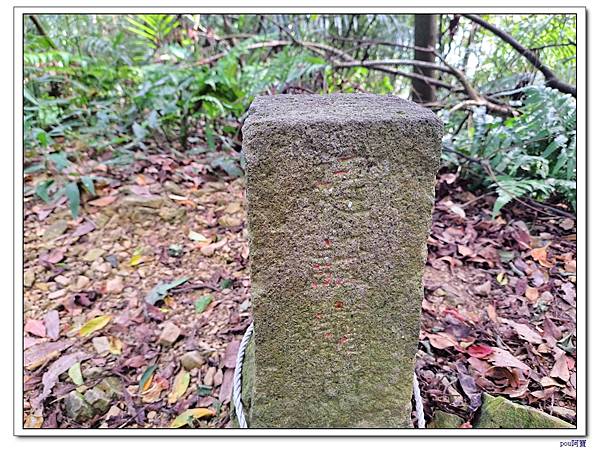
447;85;576;216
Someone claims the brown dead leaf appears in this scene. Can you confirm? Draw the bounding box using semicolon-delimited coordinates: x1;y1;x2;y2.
502;318;542;344
25;319;46;338
550;354;570;382
25;340;73;370
142;375;169;403
458;245;474;257
486;304;498;323
525;286;539;302
488;347;531;373
222;340;240;369
33;351;87;408
426;332;459;350
89;195;117;207
44;310;60;340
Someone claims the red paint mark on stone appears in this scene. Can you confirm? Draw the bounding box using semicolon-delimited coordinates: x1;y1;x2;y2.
324;239;332;248
333;170;349;176
338;335;349;345
324;332;333;339
334;301;344;309
315;313;323;320
311;281;318;289
313;263;320;270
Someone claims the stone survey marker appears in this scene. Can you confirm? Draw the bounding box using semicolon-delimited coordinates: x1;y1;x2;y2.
241;94;442;428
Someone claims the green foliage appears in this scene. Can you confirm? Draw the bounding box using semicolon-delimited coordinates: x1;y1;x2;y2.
30;151;96;218
446;86;576;215
24;14;577;219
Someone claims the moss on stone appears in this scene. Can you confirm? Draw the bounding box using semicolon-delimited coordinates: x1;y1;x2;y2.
427;410;464;428
243;94;442;428
474;393;574;429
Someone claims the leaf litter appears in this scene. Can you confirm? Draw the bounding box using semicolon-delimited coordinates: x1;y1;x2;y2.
23;154;575;428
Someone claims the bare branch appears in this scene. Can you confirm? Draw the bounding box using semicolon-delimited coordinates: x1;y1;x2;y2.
462;14;576;97
334;59;453;73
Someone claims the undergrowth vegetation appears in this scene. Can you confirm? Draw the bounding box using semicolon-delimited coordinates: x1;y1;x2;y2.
24;14;576;218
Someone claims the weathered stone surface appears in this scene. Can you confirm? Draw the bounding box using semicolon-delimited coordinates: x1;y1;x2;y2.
427;410;463;428
243;94;442;428
96;376;123;398
119;194;163;209
43;220;68;241
64;391;95;422
24;269;36;288
475;393;574;428
84;386;112;414
158;322;181;346
92;336;110;355
180;350;204;370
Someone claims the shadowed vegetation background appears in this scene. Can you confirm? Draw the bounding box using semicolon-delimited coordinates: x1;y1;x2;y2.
24;14;576;218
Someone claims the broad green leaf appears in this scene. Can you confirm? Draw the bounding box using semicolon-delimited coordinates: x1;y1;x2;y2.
196;384;212;397
68;362;84;386
25;163;45;174
81;176;96;196
194;294;212;314
79;315;111;337
169;408;214;428
132;122;147;141
167;370;190;404
65;182;80;218
47;152;71;171
35;179;54;203
145;277;189;305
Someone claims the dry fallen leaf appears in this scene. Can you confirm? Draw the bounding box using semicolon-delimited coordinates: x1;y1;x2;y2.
25;340;73;370
25;319;46;338
426;332;459;350
167;370;190;405
487;347;531;373
34;351;87;408
550;353;570;382
142;375;169;403
169;408;215;428
79;315;112;337
525;286;539;302
502;318;543;344
89;195;117;207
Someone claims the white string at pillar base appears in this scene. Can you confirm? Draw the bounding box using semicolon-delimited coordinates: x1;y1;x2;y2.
232;322;426;429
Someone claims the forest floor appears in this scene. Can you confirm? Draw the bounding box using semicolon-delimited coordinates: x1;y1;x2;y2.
23;150;577;429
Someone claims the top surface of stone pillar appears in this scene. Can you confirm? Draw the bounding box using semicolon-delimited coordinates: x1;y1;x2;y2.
242;94;442;428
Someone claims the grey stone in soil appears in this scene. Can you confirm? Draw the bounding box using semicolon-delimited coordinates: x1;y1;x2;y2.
64;391;95;422
96;376;123;398
243;94;442;428
43;220;68;241
181;350;204;370
158;322;181;346
84;386;112;414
